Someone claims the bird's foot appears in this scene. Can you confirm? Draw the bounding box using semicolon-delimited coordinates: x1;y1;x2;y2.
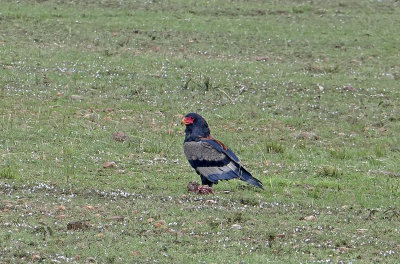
187;182;213;194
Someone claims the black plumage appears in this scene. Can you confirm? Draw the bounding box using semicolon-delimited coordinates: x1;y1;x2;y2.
182;113;263;189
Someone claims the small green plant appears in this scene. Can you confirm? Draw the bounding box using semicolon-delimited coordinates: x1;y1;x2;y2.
0;166;18;179
264;141;284;154
329;148;348;160
292;4;313;14
374;145;386;158
317;165;342;178
307;186;321;199
227;211;245;223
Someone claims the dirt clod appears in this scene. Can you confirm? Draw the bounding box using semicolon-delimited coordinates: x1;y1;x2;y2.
112;131;129;142
67;221;89;230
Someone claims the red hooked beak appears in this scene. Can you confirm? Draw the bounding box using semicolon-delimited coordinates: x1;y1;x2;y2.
181;116;194;125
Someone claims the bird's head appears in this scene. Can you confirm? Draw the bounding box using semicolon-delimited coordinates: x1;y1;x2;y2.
181;113;207;127
182;113;210;140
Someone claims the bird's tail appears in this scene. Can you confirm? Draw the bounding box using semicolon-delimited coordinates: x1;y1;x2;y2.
238;167;263;189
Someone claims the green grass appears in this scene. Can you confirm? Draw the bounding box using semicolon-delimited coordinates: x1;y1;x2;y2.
1;0;400;262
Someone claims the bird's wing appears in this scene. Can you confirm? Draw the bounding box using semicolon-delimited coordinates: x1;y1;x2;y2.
200;138;240;163
183;139;243;184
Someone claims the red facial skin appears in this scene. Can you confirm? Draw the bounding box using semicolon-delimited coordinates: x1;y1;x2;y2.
181;116;194;125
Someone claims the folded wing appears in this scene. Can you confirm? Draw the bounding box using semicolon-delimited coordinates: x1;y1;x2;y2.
183;139;263;189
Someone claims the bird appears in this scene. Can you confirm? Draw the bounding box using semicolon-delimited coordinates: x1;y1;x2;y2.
181;113;263;191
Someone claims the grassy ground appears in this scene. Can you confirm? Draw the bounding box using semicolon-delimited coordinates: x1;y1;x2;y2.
1;0;400;262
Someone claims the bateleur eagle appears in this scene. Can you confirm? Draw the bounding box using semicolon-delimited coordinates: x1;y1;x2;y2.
182;113;263;190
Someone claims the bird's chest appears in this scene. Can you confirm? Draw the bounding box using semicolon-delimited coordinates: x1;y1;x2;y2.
183;142;201;160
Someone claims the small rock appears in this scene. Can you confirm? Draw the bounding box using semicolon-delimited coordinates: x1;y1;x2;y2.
102;162;115;168
155;220;166;225
343;85;355;92
86;257;96;263
70;95;83;101
154;220;167;229
108;216;124;222
56;214;67;220
83;113;95;119
231;224;242;230
83;205;94;210
55;205;66;211
255;56;270;62
303;184;315;191
338;246;350;252
378;127;387;133
301;215;316;221
153;223;167;229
